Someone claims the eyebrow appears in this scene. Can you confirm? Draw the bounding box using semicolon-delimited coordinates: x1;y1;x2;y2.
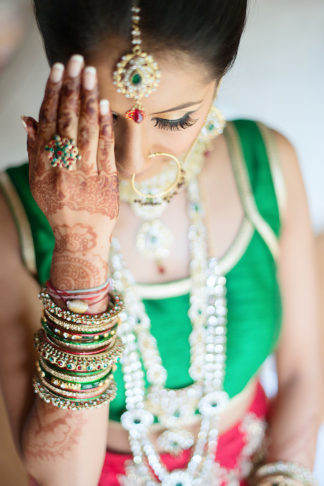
151;100;203;115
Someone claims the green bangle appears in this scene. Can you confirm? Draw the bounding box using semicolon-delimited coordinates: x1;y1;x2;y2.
33;374;117;410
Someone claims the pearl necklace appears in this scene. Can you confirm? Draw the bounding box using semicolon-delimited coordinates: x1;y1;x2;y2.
110;174;229;485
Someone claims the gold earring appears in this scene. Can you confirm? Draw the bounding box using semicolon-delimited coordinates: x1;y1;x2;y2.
200;104;226;142
131;153;185;206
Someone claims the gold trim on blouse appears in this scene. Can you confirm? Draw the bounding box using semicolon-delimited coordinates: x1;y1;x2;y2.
0;171;37;275
224;122;280;262
256;121;287;223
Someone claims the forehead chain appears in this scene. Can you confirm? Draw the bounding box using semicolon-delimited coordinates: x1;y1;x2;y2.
112;1;161;123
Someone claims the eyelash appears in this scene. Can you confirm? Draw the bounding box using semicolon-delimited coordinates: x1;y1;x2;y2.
153;112;197;131
112;112;197;131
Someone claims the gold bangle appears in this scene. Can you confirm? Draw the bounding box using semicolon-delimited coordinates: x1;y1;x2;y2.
44;308;120;333
39;289;123;325
34;328;124;372
42;320;117;351
38;357;114;383
33;374;117;410
37;370;113;398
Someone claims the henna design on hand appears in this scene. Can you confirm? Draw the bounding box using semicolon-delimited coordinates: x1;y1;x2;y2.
53;223;97;254
78;90;99;173
30;171;65;216
98;112;114;170
57;76;81;136
38;83;61;136
61;171;119;218
50;253;108;290
24;399;86;462
31;169;119;219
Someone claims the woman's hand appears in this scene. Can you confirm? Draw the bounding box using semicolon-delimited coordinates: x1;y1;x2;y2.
23;55;118;291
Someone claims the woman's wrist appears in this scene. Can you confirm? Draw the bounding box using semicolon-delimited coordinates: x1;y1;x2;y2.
50;246;110;313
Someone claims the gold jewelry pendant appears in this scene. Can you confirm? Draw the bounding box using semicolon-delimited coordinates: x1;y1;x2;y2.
136;219;173;273
112;3;161;123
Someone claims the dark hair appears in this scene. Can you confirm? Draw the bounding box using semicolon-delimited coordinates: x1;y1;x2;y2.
33;0;247;78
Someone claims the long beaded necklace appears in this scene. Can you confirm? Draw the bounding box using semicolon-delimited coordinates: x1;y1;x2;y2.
110;171;230;485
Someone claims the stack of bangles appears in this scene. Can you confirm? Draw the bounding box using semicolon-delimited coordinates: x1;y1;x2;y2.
253;462;317;486
32;282;124;410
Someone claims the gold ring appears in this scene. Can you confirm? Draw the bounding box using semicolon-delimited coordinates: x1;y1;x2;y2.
131;152;185;205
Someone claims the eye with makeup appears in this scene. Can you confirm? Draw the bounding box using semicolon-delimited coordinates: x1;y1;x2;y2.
112;111;198;131
152;111;198;131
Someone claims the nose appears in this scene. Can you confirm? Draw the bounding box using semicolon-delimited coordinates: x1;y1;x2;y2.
115;119;151;177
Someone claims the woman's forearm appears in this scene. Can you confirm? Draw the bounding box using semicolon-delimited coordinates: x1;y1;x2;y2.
266;372;322;468
22;397;109;486
22;248;111;485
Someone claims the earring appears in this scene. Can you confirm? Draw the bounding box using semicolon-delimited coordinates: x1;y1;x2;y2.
200;104;226;142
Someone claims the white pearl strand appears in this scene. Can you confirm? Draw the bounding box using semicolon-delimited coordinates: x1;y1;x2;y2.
110;175;229;485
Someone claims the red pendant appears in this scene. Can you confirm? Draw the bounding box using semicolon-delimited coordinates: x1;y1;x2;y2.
157;261;165;274
125;107;145;123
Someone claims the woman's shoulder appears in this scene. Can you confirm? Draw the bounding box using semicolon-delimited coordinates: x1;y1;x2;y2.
229;117;298;161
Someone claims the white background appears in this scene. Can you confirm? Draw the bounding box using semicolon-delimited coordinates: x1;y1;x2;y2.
0;0;323;480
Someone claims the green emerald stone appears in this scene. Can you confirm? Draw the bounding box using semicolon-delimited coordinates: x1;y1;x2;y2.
131;72;142;85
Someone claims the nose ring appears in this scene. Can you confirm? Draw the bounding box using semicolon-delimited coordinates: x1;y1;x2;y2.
131;152;185;206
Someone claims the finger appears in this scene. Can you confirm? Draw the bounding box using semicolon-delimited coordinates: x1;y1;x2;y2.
38;63;64;145
97;100;115;174
57;54;84;142
77;66;99;174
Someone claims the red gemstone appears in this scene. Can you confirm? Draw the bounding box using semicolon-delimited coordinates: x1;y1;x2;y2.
157;262;165;274
125;108;145;123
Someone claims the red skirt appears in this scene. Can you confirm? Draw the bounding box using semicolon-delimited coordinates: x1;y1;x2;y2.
98;382;268;485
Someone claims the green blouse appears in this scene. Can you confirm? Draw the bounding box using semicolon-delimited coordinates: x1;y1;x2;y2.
0;119;285;422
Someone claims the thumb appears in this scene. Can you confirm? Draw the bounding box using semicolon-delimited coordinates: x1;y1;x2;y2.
21;116;38;158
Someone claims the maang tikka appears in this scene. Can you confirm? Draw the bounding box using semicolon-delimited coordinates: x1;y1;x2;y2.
113;1;161;123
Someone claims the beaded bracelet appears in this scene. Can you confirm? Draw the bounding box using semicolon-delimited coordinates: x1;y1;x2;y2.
255;462;317;486
256;475;301;486
33;288;124;410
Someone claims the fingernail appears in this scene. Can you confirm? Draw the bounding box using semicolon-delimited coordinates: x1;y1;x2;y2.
20;115;28;132
84;66;96;90
100;99;109;115
68;54;84;77
50;63;64;83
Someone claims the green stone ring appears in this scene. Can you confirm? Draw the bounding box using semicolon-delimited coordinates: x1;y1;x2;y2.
45;134;81;170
